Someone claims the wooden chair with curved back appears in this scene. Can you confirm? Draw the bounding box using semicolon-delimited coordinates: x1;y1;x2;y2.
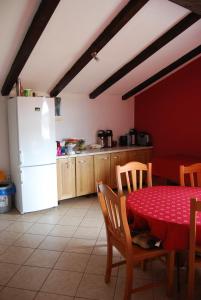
178;163;201;293
188;198;201;300
97;182;175;300
116;161;152;195
180;163;201;187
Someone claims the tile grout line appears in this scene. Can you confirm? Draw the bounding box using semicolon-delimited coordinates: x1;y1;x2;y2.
0;196;120;300
68;196;102;299
37;197;95;298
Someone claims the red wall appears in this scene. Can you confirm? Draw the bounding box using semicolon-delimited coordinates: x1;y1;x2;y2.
135;56;201;157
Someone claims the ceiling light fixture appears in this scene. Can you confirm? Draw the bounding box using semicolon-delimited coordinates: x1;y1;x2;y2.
91;52;99;61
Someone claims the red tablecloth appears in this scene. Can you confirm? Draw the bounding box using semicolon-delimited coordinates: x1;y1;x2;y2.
127;186;201;250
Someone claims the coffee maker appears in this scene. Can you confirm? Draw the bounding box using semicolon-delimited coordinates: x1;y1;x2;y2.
97;130;105;148
129;128;137;146
105;130;113;148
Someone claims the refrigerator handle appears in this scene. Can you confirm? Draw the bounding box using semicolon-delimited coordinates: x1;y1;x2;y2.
20;169;23;184
19;150;23;165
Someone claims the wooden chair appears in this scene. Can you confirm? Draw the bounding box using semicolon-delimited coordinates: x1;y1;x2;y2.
97;182;175;300
188;198;201;300
116;161;152;195
178;163;201;293
180;163;201;187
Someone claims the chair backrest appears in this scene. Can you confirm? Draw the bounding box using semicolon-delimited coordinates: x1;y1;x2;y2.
189;198;201;261
97;182;132;254
180;163;201;187
116;161;152;195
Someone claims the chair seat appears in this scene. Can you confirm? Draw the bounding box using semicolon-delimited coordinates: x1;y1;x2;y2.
132;244;168;261
111;236;169;261
110;231;168;261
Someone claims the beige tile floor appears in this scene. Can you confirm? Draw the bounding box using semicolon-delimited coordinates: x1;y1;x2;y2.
0;195;200;300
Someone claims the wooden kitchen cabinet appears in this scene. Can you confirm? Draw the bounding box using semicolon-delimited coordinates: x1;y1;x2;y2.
94;154;111;187
127;150;140;162
127;149;152;163
56;148;152;199
135;149;152;163
76;155;95;196
57;157;76;200
110;152;128;188
143;149;152;162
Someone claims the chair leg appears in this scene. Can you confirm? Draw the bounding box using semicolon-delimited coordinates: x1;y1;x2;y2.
176;252;181;293
124;261;133;300
187;262;195;300
141;260;147;271
166;251;175;297
105;239;113;283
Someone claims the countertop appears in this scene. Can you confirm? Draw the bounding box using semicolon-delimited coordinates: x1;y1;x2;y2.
56;145;153;159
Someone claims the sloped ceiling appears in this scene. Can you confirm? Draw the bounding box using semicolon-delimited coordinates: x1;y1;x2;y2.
0;0;201;98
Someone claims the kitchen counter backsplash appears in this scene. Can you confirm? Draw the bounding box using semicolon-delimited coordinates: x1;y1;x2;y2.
56;146;153;159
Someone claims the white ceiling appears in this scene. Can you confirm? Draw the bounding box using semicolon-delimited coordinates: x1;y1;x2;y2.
0;0;201;98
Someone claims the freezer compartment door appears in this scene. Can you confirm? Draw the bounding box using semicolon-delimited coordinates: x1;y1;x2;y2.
17;97;56;166
20;164;58;213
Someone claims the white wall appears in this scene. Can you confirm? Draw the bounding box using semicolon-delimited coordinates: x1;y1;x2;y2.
0;95;10;173
0;92;134;174
56;93;134;145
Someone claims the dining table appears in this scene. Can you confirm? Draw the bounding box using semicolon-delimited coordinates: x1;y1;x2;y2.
126;185;201;251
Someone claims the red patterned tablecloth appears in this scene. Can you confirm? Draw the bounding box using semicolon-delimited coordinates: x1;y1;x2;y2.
127;186;201;250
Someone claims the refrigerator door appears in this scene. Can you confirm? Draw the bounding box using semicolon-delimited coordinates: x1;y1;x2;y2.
20;164;58;213
17;97;56;167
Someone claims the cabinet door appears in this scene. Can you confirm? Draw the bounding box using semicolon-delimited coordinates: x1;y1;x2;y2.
127;150;139;162
127;149;152;163
94;154;110;187
135;149;152;163
57;158;76;200
143;149;152;163
76;156;95;196
110;152;128;188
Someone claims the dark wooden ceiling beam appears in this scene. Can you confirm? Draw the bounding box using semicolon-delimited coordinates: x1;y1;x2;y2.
169;1;201;15
50;0;149;97
89;12;200;99
122;44;201;100
1;0;60;96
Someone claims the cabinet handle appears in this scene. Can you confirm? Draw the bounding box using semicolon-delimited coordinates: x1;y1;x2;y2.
65;162;69;168
103;157;108;160
79;160;86;164
113;156;118;159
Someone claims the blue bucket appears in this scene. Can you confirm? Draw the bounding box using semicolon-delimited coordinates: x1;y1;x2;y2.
0;182;16;213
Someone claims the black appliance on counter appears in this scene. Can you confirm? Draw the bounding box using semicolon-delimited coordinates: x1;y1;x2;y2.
119;135;128;146
97;130;105;148
105;130;113;148
137;132;151;146
129;128;137;146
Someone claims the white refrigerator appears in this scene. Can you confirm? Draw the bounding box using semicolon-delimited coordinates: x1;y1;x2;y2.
8;97;58;213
